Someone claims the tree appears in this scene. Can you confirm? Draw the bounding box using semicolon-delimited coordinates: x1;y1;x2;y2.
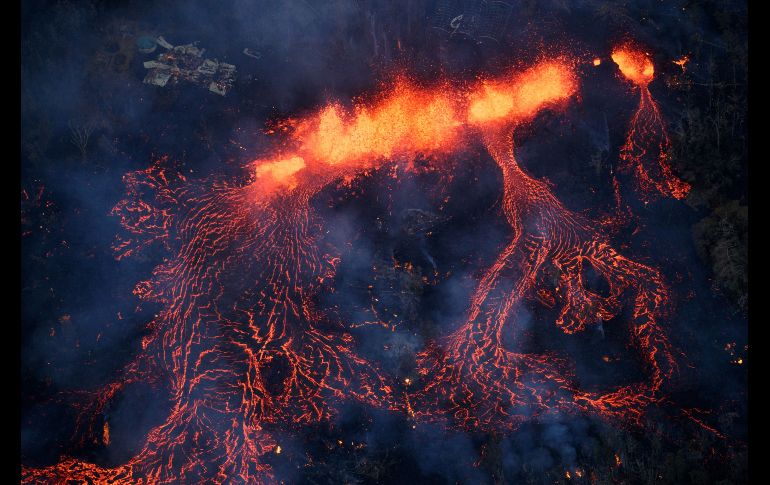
68;119;96;161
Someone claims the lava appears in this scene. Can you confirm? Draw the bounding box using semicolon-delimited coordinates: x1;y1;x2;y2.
611;47;654;86
24;53;684;484
612;44;691;203
673;55;689;72
467;59;577;126
413;62;677;429
252;78;464;199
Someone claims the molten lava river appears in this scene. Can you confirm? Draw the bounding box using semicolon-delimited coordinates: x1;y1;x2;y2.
23;46;713;484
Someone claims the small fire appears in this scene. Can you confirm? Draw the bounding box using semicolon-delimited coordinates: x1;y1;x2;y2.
102;421;110;447
673;55;689;72
593;58;601;66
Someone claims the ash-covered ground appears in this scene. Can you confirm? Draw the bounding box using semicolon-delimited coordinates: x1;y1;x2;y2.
21;1;747;483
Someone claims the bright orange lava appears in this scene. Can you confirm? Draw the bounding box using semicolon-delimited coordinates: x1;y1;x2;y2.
611;44;691;202
250;59;576;199
611;46;654;86
297;83;461;166
413;58;676;431
467;60;577;126
22;53;689;485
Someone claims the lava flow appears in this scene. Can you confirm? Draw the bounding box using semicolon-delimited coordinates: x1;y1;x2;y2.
413;59;678;430
612;44;691;203
24;55;682;484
